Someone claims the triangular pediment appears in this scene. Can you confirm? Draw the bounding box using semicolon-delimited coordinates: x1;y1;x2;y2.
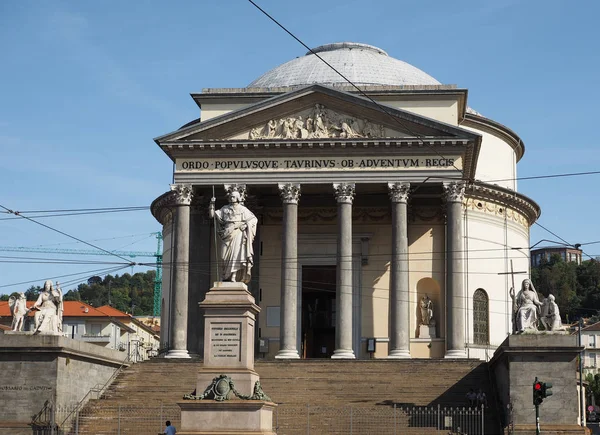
155;85;481;144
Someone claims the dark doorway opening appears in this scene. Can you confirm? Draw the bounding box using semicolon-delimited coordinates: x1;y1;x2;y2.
301;265;336;358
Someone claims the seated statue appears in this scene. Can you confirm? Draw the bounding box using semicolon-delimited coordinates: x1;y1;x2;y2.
32;280;63;335
510;279;543;333
541;294;565;331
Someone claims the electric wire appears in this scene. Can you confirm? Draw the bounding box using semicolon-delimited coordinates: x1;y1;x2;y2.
246;0;465;180
0;203;137;264
0;265;132;289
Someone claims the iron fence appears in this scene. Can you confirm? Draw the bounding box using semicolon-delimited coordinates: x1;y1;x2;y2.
54;403;485;435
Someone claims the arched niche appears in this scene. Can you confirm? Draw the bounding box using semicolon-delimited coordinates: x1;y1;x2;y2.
473;288;489;345
415;278;441;338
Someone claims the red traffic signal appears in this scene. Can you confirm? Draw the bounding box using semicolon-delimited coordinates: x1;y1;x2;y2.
533;378;552;406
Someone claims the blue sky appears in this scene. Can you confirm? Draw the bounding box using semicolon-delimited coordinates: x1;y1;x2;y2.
1;0;599;295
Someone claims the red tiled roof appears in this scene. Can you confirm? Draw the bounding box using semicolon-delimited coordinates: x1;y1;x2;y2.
0;301;36;317
96;305;130;318
0;301;109;318
62;302;107;317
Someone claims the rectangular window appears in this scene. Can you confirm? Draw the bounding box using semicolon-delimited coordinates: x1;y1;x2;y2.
90;324;102;336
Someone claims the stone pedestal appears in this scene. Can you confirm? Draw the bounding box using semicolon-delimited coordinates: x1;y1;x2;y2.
178;282;277;435
419;324;437;339
489;334;586;435
178;401;276;435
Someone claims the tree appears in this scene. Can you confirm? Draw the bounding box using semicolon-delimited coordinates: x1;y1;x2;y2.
586;373;600;406
60;270;157;315
532;256;600;322
24;285;42;301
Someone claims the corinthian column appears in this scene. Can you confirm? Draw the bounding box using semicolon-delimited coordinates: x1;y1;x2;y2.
166;184;193;358
275;183;301;359
388;182;411;358
443;182;467;358
332;183;356;359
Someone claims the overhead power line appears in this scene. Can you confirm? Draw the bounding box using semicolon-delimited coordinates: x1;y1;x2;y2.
246;0;465;180
0;203;137;264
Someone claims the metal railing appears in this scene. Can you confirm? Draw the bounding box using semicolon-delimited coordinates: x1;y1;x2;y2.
56;403;486;435
58;352;132;431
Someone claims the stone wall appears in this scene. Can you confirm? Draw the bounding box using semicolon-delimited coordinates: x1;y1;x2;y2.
489;334;586;434
0;333;128;434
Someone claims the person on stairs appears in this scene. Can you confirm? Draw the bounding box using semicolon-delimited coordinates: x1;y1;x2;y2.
164;420;176;435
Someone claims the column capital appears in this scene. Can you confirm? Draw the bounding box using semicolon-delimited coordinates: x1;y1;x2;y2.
170;184;193;206
224;184;247;203
333;183;355;204
278;183;301;204
443;181;465;203
388;182;410;203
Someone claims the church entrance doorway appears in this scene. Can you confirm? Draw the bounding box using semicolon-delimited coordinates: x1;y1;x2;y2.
301;265;336;358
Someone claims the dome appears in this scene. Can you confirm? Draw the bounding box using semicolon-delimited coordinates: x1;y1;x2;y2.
247;42;441;88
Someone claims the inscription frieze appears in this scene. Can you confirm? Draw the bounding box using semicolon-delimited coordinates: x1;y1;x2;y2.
177;156;461;173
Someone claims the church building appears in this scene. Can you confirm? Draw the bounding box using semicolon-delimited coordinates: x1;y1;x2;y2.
151;42;540;360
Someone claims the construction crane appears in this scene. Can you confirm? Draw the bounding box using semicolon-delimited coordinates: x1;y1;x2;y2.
0;232;164;316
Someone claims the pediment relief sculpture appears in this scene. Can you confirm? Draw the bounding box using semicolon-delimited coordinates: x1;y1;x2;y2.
247;104;387;140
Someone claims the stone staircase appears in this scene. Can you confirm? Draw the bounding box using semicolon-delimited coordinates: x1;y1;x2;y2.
66;359;501;434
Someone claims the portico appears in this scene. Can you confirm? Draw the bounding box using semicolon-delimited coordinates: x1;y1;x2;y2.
150;43;540;361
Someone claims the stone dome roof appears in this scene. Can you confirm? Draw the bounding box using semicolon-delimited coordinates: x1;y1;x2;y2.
247;42;441;88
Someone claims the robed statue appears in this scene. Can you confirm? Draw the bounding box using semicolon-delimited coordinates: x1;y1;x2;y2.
510;278;543;333
420;294;434;326
540;294;565;331
31;280;63;335
209;188;258;284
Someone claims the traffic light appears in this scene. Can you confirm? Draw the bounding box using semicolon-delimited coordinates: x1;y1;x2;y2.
533;378;553;406
533;380;543;405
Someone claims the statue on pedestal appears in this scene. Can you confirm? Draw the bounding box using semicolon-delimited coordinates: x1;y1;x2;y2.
31;280;63;335
8;292;28;331
510;279;543;333
420;294;434;326
209;187;258;284
540;294;565;331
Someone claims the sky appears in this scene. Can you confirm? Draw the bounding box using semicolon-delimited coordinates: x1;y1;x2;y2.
1;0;599;295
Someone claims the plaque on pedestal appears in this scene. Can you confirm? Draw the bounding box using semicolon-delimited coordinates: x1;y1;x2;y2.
178;282;277;435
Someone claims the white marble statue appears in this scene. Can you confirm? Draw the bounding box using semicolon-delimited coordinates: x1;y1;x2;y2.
540;294;565;331
8;292;28;331
31;280;63;335
510;279;543;333
209;187;258;284
420;294;434;326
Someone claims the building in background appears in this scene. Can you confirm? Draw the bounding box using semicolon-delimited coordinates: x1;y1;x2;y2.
531;246;583;267
0;301;159;361
579;321;600;375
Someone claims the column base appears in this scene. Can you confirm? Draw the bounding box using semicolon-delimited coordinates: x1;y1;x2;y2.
275;349;300;359
388;349;411;359
331;349;355;359
444;349;467;359
165;349;191;359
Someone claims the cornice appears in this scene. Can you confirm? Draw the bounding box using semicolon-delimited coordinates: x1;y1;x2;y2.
150;191;176;225
462;113;525;162
465;182;541;226
160;137;471;151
